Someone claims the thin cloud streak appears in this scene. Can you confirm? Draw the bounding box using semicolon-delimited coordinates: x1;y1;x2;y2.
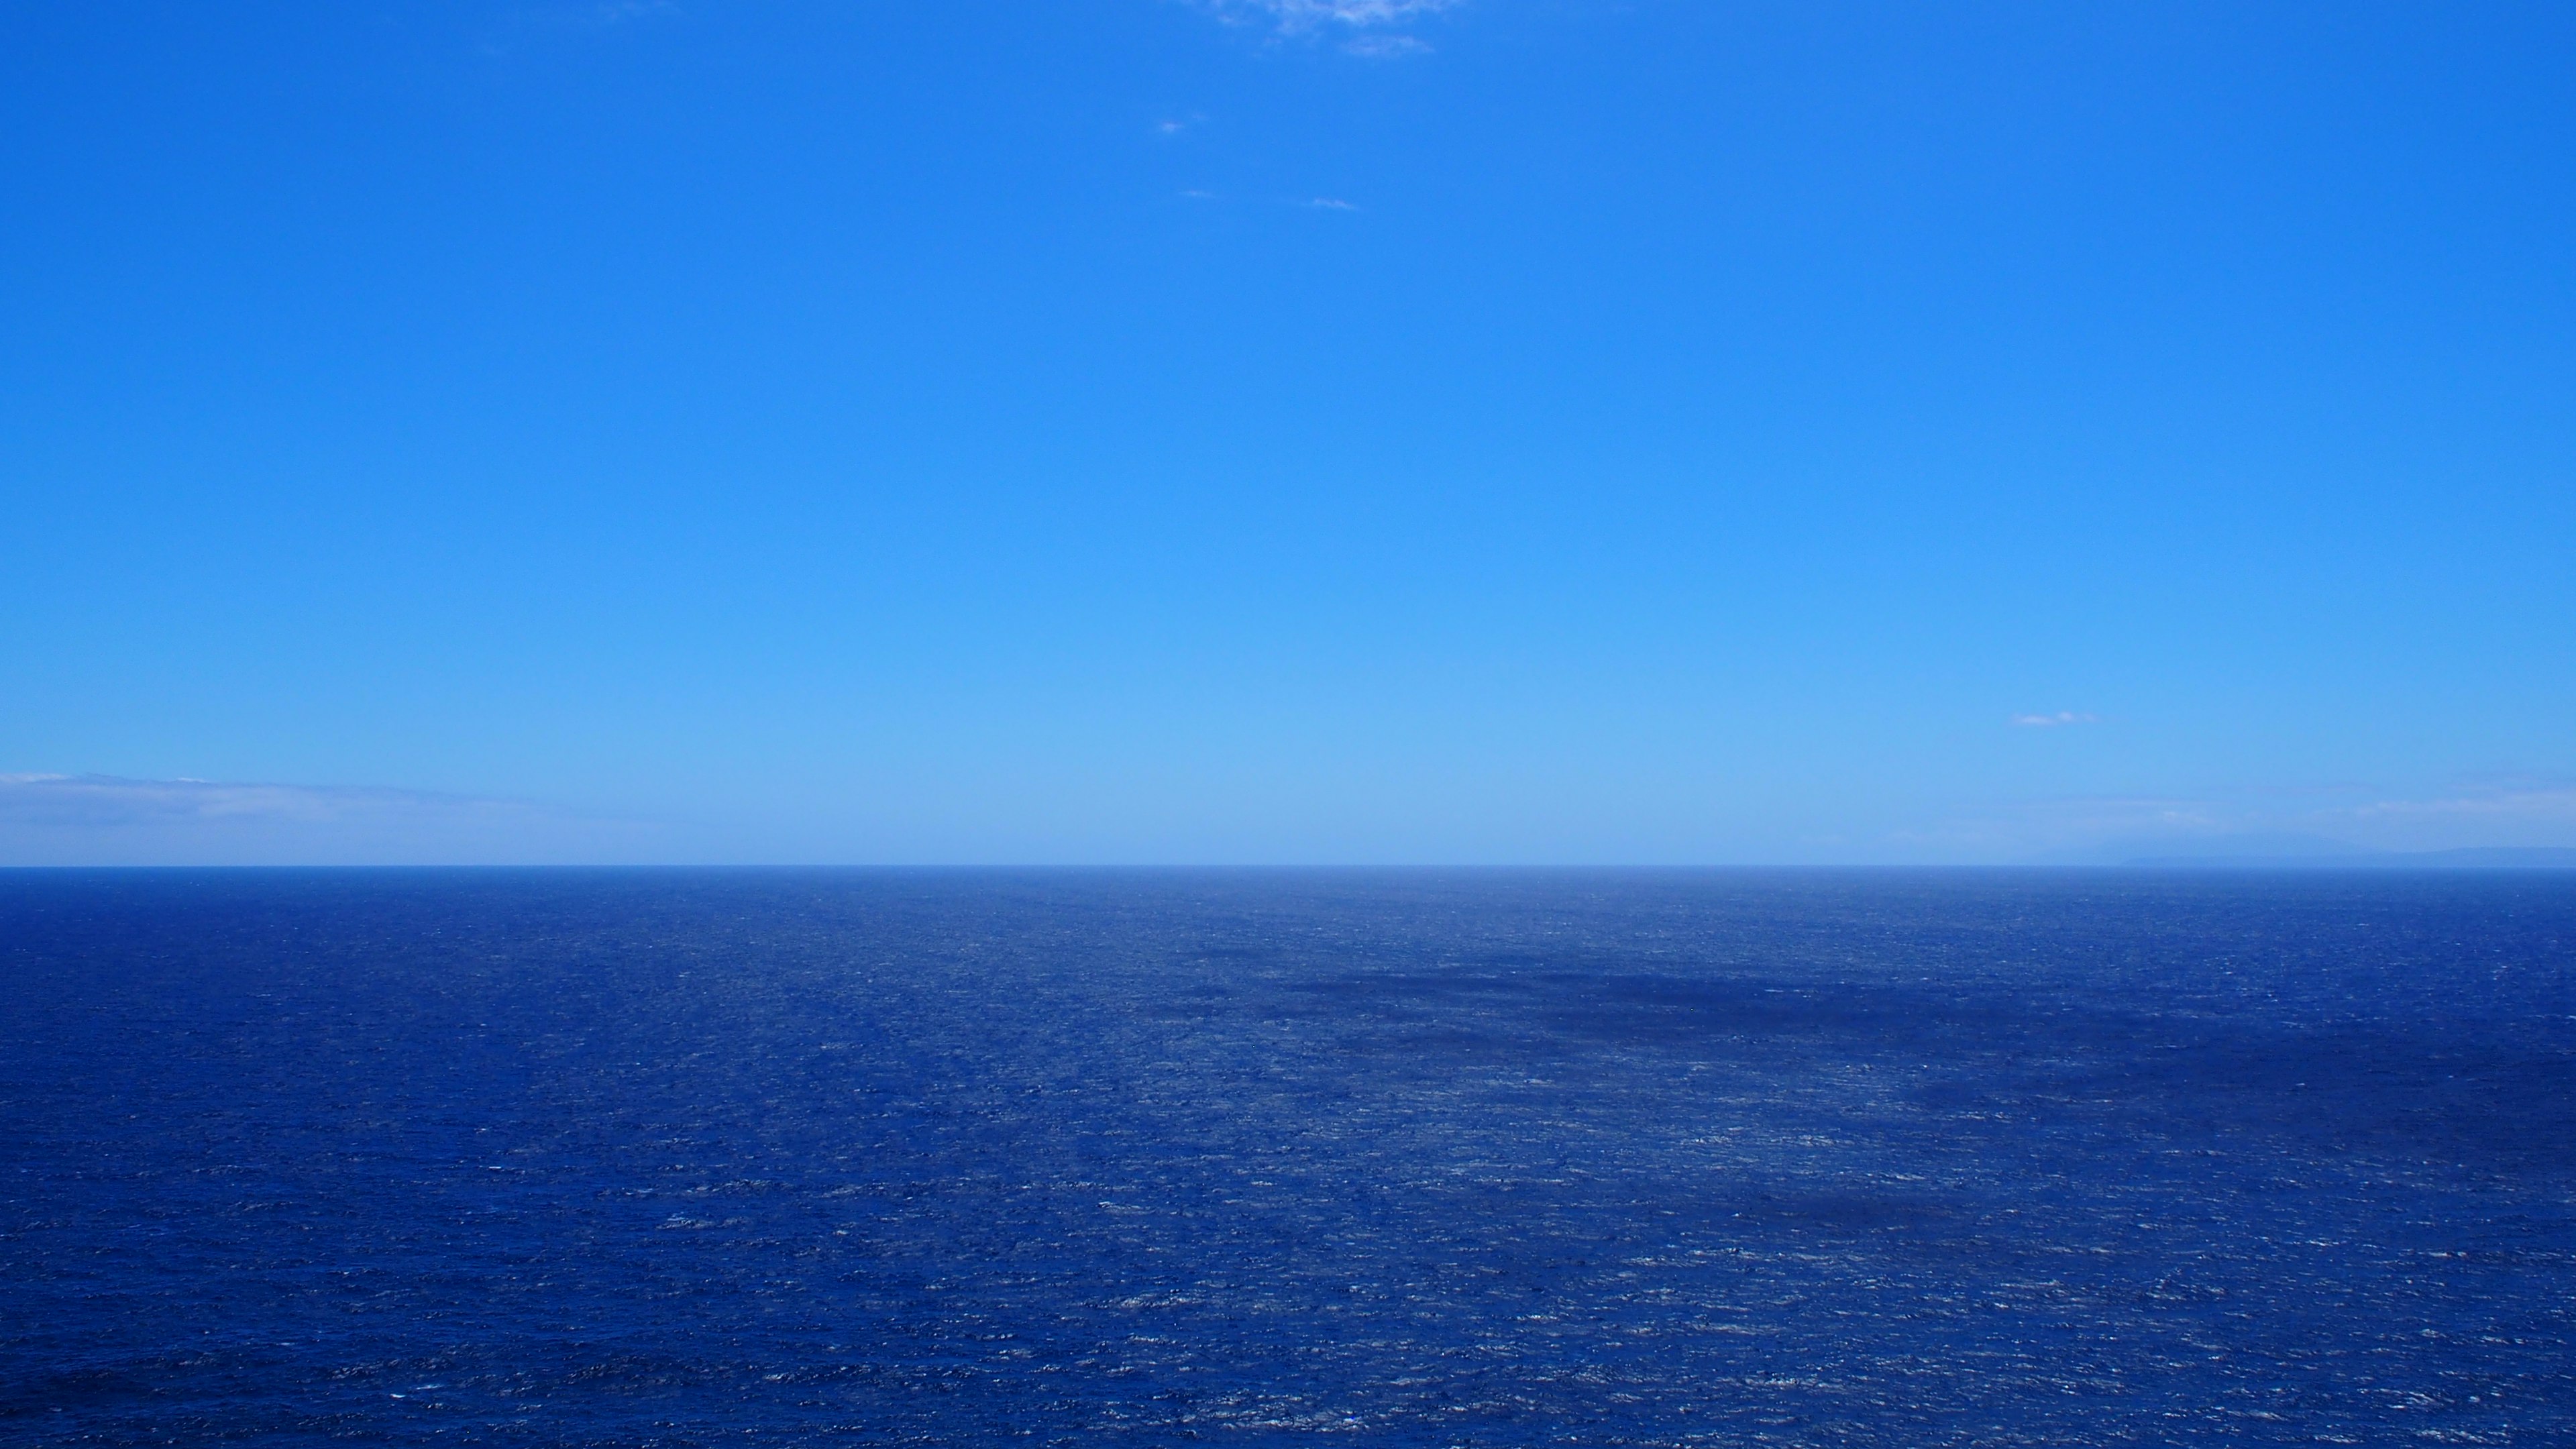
1903;778;2576;863
1215;0;1460;30
0;773;510;825
1193;0;1458;52
0;773;660;865
1343;34;1434;58
2345;783;2576;824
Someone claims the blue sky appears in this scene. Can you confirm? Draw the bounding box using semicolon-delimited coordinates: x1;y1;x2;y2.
5;0;2573;864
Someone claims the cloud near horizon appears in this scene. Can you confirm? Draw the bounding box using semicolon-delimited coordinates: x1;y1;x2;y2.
0;773;658;866
2012;711;2102;727
2343;782;2576;828
9;771;2569;867
1905;779;2576;862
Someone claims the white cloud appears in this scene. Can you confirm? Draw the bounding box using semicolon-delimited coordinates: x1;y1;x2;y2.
2011;711;2101;727
1307;196;1360;210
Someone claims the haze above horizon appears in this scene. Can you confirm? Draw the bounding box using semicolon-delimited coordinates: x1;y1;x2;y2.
5;1;2572;865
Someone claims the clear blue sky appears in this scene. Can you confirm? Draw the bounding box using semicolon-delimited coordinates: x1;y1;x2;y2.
5;1;2572;864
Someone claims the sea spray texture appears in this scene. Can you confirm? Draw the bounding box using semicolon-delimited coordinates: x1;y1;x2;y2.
3;871;2573;1445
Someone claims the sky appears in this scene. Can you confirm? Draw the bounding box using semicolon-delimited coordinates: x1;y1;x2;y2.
3;0;2573;865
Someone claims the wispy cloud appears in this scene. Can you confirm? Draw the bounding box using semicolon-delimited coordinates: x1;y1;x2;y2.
2011;711;2101;727
1192;0;1458;54
1217;0;1460;29
1342;32;1434;58
481;0;678;56
1901;775;2576;863
0;773;490;824
1171;191;1364;211
527;0;676;27
0;773;656;865
2343;781;2576;828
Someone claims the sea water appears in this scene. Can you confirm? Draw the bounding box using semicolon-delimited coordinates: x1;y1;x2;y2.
3;868;2571;1445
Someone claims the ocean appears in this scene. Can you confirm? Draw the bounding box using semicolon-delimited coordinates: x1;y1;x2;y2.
4;868;2572;1445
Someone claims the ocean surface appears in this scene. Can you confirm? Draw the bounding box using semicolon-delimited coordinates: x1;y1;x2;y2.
4;869;2573;1446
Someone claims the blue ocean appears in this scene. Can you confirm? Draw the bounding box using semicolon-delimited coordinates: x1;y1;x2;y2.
5;869;2572;1445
